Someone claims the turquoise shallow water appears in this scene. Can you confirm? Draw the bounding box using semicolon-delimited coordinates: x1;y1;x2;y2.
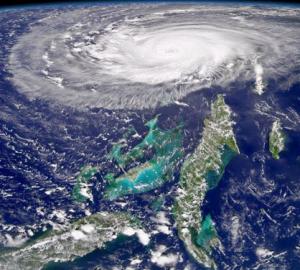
0;3;300;269
104;117;183;200
196;214;216;251
205;145;238;190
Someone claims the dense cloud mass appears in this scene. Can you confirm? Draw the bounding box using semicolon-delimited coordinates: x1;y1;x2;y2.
8;4;300;109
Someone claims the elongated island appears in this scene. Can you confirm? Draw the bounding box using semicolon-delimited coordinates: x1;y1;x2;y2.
0;212;143;270
174;95;239;269
269;120;285;160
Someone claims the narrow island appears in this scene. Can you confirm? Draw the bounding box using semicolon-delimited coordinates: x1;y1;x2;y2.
269;120;285;160
174;95;239;269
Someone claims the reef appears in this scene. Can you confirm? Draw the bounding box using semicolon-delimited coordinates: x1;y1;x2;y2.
174;95;239;269
104;116;183;200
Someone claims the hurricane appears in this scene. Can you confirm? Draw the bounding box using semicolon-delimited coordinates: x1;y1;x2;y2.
8;4;300;109
1;3;300;270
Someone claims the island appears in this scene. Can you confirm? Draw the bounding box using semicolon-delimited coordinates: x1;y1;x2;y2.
0;212;144;270
104;116;183;200
173;95;239;269
269;120;285;160
72;165;98;202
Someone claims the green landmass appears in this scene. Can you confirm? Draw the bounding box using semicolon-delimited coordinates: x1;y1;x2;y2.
104;116;184;200
174;95;239;269
269;120;285;160
72;165;98;202
0;212;141;270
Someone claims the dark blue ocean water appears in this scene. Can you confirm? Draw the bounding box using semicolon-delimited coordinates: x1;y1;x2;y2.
0;5;300;270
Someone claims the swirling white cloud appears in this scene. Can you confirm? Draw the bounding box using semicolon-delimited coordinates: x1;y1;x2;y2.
8;4;300;109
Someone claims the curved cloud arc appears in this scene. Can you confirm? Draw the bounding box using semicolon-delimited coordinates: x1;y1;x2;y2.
8;4;300;109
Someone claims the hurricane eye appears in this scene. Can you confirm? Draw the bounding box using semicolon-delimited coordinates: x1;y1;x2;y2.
8;5;300;109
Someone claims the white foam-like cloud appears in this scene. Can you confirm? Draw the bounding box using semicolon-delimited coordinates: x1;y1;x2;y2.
151;245;179;267
122;227;150;246
8;4;300;109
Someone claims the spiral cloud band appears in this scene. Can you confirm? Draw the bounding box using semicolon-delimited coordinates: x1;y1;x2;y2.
8;4;300;109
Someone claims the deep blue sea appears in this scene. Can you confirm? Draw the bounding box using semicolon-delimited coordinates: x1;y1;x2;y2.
0;3;300;270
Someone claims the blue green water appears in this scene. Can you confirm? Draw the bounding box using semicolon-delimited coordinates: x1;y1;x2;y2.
104;117;183;200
